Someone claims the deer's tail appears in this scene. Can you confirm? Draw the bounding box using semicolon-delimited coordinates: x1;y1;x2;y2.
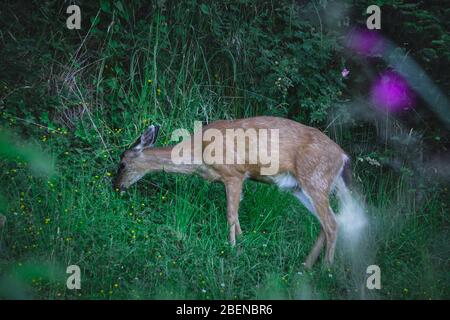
335;155;368;244
341;155;352;189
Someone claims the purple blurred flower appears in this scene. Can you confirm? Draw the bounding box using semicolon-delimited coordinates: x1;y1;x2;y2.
347;29;385;57
370;71;416;112
342;68;350;78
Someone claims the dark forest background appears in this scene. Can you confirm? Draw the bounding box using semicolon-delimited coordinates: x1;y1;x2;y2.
0;0;448;299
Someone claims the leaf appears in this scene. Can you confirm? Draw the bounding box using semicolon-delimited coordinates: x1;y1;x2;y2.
114;1;125;13
114;1;129;21
100;0;111;13
200;4;210;15
90;14;101;27
0;130;54;177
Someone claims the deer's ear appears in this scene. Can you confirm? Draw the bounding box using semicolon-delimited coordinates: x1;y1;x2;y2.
134;125;160;151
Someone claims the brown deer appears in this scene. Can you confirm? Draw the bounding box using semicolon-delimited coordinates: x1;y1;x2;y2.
113;116;352;268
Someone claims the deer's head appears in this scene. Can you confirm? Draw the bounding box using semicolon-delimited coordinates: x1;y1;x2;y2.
113;125;160;193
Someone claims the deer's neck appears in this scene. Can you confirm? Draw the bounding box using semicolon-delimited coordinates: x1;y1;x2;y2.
143;147;200;175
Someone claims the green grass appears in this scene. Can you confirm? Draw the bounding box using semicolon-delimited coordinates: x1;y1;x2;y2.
0;1;449;300
0;136;448;299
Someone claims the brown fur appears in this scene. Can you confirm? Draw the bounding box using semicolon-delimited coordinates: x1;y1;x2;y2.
114;116;349;268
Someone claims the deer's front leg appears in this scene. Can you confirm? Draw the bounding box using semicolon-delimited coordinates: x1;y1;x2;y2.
224;177;244;246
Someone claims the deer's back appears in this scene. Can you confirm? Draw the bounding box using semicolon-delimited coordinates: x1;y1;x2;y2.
200;116;346;178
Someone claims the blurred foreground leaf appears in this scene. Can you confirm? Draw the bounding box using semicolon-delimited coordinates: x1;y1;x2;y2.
0;128;54;177
0;262;64;300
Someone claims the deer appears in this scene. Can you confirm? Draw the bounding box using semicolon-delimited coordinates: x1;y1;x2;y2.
113;116;353;268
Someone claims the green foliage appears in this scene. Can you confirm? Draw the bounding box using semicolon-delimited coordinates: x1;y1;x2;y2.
354;0;450;88
0;0;448;300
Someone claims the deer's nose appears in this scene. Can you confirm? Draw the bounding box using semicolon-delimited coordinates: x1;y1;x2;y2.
113;179;127;193
113;184;127;195
112;178;122;192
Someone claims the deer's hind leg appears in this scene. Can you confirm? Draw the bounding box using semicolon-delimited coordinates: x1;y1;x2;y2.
293;187;327;268
293;176;337;268
294;150;341;268
304;189;337;267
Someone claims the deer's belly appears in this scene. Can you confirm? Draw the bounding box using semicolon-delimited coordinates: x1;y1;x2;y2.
250;172;299;190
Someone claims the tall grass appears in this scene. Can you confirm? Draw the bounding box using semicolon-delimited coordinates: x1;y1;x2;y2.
1;140;448;299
